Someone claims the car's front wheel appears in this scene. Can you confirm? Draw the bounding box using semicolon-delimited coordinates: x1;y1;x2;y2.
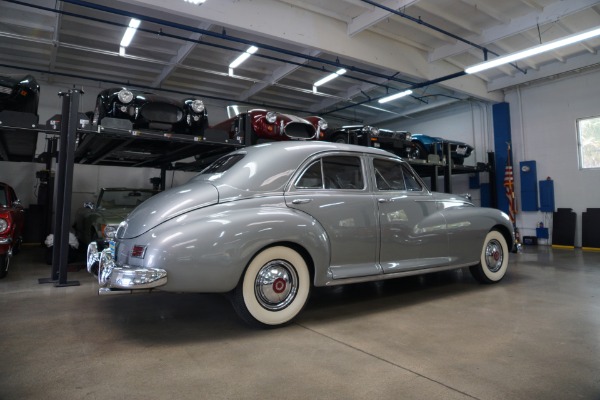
231;246;311;328
469;230;509;283
0;254;9;279
412;142;428;161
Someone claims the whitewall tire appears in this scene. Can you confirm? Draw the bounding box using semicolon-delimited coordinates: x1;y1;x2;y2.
232;246;311;327
469;230;509;284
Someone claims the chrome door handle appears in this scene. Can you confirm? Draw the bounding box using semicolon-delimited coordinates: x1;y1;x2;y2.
292;199;312;204
378;198;390;203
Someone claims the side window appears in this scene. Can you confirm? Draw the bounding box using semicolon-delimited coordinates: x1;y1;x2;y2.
373;159;406;191
322;156;364;189
295;160;323;189
401;164;423;191
295;156;364;190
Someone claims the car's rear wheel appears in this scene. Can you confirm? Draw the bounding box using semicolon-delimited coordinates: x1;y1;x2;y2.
0;254;9;279
231;246;311;328
469;230;509;284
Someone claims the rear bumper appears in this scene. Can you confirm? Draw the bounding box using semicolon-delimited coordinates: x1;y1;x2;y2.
86;242;167;292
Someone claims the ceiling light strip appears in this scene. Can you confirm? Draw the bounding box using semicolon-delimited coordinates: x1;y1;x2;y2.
229;45;258;69
378;90;413;104
465;26;600;74
120;18;141;48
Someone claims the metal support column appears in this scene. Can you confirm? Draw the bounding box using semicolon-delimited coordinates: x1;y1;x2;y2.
443;142;453;193
429;166;439;192
488;151;497;209
39;89;81;287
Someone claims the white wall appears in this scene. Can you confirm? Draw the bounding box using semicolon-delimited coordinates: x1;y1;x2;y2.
505;67;600;247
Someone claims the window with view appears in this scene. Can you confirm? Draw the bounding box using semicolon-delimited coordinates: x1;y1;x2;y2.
577;116;600;169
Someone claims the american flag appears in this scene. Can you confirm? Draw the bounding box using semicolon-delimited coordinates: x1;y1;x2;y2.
503;145;517;224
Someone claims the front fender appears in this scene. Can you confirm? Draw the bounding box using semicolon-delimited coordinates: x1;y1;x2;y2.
120;201;330;293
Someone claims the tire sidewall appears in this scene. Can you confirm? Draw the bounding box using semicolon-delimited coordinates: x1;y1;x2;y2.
0;254;9;278
242;246;310;326
480;230;509;282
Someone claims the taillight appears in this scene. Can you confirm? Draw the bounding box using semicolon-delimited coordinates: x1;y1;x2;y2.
131;245;147;258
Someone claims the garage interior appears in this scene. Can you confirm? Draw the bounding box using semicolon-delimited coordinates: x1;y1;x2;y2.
1;0;600;399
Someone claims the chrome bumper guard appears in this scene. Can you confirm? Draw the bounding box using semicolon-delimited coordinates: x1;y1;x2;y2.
86;242;167;292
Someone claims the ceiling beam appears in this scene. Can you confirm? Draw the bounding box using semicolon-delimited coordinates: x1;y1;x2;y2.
429;0;600;62
487;51;600;91
459;0;511;25
414;2;481;36
347;0;419;37
239;49;322;101
151;22;212;87
125;0;503;102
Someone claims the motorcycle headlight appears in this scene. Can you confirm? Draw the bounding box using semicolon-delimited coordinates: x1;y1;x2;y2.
191;99;205;113
265;111;277;124
0;218;8;233
117;89;134;104
318;119;328;130
369;126;379;136
404;132;412;140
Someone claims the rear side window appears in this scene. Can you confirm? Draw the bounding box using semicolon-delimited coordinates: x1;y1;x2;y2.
295;155;364;190
374;158;423;191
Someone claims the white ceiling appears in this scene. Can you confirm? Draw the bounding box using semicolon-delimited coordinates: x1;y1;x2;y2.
1;0;599;126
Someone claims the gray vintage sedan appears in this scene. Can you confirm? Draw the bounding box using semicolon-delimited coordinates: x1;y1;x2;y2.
87;141;514;327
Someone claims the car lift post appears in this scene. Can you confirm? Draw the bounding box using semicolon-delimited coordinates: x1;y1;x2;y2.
39;89;81;287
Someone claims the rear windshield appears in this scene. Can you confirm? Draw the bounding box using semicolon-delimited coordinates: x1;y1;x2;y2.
201;153;245;174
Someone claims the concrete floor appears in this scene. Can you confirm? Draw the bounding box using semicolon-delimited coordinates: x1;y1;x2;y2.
1;245;599;400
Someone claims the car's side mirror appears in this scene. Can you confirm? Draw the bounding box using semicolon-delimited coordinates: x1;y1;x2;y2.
84;201;95;210
12;200;22;208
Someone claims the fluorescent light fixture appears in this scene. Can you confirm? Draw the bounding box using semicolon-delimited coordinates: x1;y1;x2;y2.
229;45;259;69
119;46;126;56
120;18;141;48
184;0;206;4
314;68;347;87
378;89;413;104
466;26;600;74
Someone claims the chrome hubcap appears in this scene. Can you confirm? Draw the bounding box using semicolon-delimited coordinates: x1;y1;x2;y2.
485;239;503;273
254;260;298;311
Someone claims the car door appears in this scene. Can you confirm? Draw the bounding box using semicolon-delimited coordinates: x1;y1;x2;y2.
372;157;449;273
285;153;381;279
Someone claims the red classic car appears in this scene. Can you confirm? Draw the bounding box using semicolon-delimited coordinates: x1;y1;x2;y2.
0;182;25;279
212;109;327;144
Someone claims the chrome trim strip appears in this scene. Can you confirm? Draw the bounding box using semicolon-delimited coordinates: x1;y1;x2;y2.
324;262;477;286
0;238;12;244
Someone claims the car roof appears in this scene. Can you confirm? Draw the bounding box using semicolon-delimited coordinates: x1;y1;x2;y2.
195;141;403;197
236;140;397;159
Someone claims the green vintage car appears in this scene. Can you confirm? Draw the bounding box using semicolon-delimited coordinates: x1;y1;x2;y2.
73;188;158;246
